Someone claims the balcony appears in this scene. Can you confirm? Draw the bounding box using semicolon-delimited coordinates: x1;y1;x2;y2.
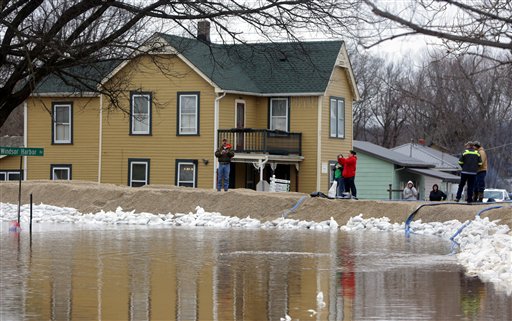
218;128;302;156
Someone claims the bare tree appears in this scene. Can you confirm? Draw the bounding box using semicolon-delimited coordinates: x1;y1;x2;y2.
0;0;363;128
361;0;512;61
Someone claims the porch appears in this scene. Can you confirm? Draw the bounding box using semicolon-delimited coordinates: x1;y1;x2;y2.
217;129;303;192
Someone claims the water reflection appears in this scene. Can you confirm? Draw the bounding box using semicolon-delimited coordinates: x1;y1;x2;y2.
1;222;511;321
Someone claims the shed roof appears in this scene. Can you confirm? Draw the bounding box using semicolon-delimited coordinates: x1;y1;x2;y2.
353;140;435;168
392;143;459;171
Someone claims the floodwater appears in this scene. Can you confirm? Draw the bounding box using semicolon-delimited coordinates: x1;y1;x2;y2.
1;222;511;321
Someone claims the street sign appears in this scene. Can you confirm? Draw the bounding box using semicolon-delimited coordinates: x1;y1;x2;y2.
0;146;44;157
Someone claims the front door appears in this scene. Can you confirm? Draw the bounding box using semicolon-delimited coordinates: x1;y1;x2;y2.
236;101;245;150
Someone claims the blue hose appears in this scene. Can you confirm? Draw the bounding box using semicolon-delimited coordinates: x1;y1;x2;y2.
282;196;308;218
404;202;474;238
449;205;508;253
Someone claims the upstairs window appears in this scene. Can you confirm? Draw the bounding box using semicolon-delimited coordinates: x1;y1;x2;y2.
269;98;289;132
51;164;72;180
131;93;152;135
52;103;72;144
330;97;345;138
178;92;199;135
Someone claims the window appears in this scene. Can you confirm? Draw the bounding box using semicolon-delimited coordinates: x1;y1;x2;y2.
177;92;199;135
51;164;72;180
175;160;197;187
52;103;72;144
269;98;289;131
131;93;152;135
0;171;22;181
330;97;345;138
128;159;150;187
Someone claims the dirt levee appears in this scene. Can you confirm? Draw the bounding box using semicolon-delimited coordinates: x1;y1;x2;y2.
1;180;511;229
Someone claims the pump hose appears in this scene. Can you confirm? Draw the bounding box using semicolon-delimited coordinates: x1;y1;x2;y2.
281;196;308;218
404;202;479;238
449;205;511;253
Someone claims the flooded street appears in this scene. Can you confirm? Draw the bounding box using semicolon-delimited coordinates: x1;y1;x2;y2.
1;222;511;321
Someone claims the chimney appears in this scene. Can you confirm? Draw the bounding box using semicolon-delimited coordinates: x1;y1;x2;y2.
197;20;210;42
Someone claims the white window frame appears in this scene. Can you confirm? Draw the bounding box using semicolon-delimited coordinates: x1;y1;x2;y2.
53;103;72;143
0;171;22;181
176;161;196;187
51;166;71;180
129;160;149;187
330;97;345;138
178;93;199;135
269;98;289;132
131;93;151;135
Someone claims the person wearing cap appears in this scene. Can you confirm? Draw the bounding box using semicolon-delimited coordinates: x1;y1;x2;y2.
403;181;418;201
215;138;235;191
472;141;487;202
337;150;358;199
455;141;482;203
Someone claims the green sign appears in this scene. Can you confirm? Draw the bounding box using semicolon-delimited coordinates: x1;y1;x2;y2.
0;146;44;157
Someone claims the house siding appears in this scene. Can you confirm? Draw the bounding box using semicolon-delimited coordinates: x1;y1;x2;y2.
100;55;216;187
290;96;319;193
355;152;395;200
321;66;354;192
25;97;100;181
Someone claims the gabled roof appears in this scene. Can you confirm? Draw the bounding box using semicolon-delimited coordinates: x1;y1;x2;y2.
34;34;359;97
353;140;435;168
155;33;348;95
391;143;459;171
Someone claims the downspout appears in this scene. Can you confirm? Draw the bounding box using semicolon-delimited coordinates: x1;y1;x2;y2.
213;92;226;189
23;101;28;180
316;96;323;191
98;94;103;183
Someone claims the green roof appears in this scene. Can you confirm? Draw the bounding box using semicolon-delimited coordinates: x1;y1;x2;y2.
36;34;343;94
35;60;121;93
157;33;343;94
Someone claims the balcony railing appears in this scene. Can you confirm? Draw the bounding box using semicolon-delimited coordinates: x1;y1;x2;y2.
218;128;302;156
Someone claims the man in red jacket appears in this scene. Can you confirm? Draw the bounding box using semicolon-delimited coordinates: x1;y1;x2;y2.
338;150;358;199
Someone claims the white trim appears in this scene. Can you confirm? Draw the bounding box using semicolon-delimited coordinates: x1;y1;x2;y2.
213;92;226;189
176;161;197;187
316;96;323;191
129;160;149;187
53;103;72;144
31;92;98;97
131;93;151;135
234;99;246;128
217;89;324;97
52;166;71;180
269;98;289;131
23;101;28;180
178;93;199;135
98;94;103;183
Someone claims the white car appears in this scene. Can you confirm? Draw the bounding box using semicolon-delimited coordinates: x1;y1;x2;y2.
482;189;511;202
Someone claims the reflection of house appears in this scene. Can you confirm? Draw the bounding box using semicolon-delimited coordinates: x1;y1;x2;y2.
10;25;359;193
353;140;460;200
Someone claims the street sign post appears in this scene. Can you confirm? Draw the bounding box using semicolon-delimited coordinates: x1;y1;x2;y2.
1;146;44;227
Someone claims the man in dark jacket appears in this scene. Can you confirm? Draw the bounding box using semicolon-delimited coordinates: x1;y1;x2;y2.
455;141;482;203
215;138;235;191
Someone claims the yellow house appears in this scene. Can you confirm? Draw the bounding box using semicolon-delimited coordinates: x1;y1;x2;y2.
9;30;359;193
